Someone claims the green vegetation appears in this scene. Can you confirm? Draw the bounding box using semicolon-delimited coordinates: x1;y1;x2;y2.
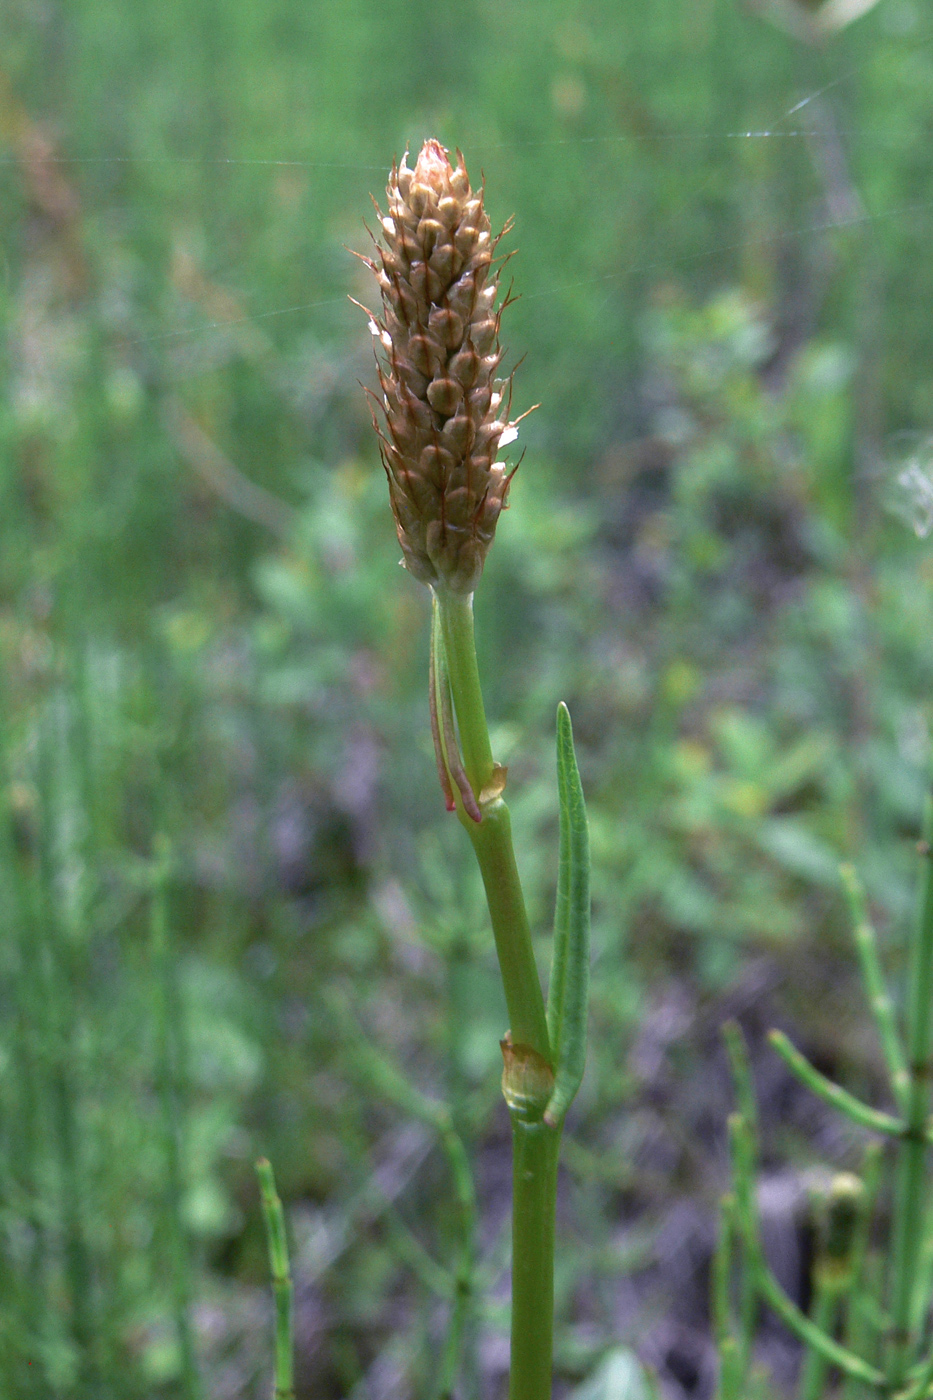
4;0;933;1395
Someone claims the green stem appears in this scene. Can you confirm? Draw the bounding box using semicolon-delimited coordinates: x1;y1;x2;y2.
434;588;550;1063
841;864;910;1114
768;1030;904;1138
729;1117;884;1391
712;1195;745;1400
466;806;551;1060
509;1118;561;1400
256;1159;295;1400
798;1281;840;1400
436;1115;477;1400
841;1145;884;1400
434;589;496;797
433;586;556;1398
887;798;933;1387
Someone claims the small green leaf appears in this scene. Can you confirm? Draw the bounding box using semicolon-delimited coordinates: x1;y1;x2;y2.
545;702;591;1127
756;818;839;886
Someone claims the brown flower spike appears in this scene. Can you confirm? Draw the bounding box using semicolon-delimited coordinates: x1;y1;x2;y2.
359;140;525;595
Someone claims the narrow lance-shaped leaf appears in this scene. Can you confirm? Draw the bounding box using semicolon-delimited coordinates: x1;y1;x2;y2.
545;702;590;1128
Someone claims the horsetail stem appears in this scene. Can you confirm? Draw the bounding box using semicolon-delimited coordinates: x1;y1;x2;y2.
256;1159;295;1400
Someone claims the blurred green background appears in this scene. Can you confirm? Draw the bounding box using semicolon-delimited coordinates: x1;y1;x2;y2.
3;0;933;1395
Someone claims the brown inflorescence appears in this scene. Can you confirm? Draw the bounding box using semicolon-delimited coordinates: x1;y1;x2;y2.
359;140;524;595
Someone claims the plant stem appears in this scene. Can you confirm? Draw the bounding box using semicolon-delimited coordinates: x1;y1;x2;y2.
434;589;496;798
886;795;933;1387
466;806;551;1061
841;864;910;1113
256;1159;295;1400
798;1280;840;1400
434;588;550;1063
509;1118;561;1400
436;1113;477;1400
433;586;557;1397
768;1030;904;1138
729;1116;884;1390
841;1145;884;1400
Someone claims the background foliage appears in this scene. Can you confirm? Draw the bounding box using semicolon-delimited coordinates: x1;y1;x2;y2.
3;0;933;1395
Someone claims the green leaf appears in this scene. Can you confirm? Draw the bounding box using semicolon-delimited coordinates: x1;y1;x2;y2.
545;702;591;1127
757;818;840;887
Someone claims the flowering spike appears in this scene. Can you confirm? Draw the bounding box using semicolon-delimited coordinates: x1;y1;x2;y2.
360;140;523;594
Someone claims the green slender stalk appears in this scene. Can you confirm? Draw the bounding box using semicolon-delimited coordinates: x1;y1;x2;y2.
384;1204;452;1296
509;1119;561;1400
434;589;496;798
724;1044;884;1391
467;807;552;1062
886;796;933;1387
841;1145;884;1400
445;930;472;1137
722;1027;759;1372
841;864;910;1113
433;587;559;1400
729;1116;885;1390
723;1022;758;1139
799;1175;866;1400
434;587;550;1063
911;1192;933;1337
798;1284;840;1400
767;1030;904;1138
712;1195;744;1400
435;1112;478;1400
256;1159;295;1400
432;597;483;823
